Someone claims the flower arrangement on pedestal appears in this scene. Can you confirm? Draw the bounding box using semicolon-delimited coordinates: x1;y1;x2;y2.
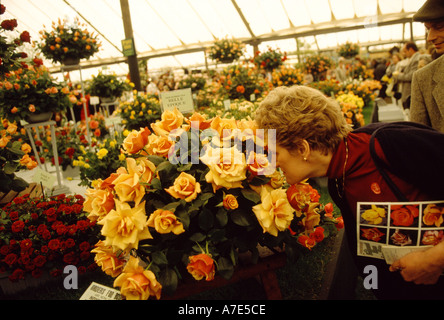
271;66;305;87
337;42;360;59
252;47;287;72
0;193;100;282
217;64;273;101
208;38;244;64
0;60;74;125
37;17;101;65
116;91;161;131
87;72;131;100
0;119;37;193
302;54;333;82
85;107;342;300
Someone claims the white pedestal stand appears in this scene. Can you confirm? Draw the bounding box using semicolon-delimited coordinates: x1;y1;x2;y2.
24;120;70;196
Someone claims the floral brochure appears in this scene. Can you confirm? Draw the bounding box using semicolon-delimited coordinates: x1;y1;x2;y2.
357;201;444;263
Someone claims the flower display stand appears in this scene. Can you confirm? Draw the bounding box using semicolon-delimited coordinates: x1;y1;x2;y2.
0;182;43;207
24;120;70;196
163;252;286;300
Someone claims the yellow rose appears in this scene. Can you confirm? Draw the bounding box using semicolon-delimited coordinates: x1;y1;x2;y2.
127;157;156;185
361;204;386;225
91;241;125;277
150;107;184;136
165;172;201;202
122;127;150;154
200;146;247;192
114;256;162;300
113;158;146;206
147;209;185;235
252;186;294;236
210;116;238;142
301;202;321;233
99;199;152;251
144;134;175;158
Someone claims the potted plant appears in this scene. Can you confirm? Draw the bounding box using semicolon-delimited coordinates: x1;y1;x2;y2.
85;108;343;300
337;42;360;59
208;38;244;64
116;91;161;131
87;72;131;102
252;47;287;72
302;54;333;82
0;60;75;125
37;17;101;65
0;193;100;289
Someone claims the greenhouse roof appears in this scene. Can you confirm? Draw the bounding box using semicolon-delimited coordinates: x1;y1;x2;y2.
2;0;428;80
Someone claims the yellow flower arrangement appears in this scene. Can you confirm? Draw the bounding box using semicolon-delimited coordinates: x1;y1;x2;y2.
86;107;341;299
208;38;244;64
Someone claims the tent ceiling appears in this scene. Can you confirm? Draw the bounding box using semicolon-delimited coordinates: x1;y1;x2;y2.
3;0;427;79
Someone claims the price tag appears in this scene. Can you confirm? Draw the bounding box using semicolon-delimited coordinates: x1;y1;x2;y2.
223;99;231;111
32;168;56;189
160;88;194;114
80;282;121;300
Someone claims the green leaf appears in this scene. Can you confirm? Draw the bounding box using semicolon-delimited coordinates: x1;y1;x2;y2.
189;232;206;242
241;188;261;204
3;162;18;175
216;208;228;227
230;210;252;227
217;257;234;280
158;268;178;296
152;251;169;266
163;201;181;212
198;208;214;231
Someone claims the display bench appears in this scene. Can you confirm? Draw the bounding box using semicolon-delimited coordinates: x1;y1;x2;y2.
0;183;44;207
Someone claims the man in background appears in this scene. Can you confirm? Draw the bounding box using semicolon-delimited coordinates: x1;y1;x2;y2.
410;0;444;132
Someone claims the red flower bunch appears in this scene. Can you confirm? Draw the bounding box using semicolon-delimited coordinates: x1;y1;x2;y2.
0;193;100;282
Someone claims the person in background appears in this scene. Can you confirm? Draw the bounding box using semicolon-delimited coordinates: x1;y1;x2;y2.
254;84;444;300
410;0;444;132
392;41;421;118
383;52;403;102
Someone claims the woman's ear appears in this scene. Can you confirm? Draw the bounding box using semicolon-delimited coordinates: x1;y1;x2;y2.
298;139;310;160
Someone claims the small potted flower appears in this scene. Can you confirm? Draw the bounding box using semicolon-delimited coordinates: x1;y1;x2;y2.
208;38;244;64
87;72;131;102
252;47;287;72
0;59;75;125
37;17;101;65
302;54;333;82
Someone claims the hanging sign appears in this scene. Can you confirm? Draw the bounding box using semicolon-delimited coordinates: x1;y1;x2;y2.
160;88;195;114
121;38;135;57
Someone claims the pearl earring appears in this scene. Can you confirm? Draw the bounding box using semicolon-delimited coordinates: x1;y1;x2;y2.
303;157;307;161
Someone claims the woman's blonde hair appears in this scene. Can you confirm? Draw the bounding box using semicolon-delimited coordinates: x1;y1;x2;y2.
255;85;352;155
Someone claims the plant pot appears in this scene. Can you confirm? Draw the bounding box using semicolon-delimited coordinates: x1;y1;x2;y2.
26;112;53;123
62;57;80;66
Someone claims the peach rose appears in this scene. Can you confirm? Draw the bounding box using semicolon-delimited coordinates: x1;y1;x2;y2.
99;199;152;251
186;253;215;281
150;107;184;137
122;127;151;154
301;202;321;233
114;256;162;300
423;204;444;227
147;209;185;235
422;230;444;246
19;154;37;170
6;122;17;135
21;143;31;154
252;185;294;236
91;241;125;277
210;116;238;142
144;134;174;158
186;112;212;130
165;172;201;202
84;186;115;222
200;146;247;192
223;194;238;210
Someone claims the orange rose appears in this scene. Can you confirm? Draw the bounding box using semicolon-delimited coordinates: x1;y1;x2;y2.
84;184;115;222
91;241;125;277
150;107;184;136
144;134;174;158
165;172;201;202
423;204;444;227
186;253;215;281
114;256;162;300
122;127;151;154
186;112;212;130
223;194;238;210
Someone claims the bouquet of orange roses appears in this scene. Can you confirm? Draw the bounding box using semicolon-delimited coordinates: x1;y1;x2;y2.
85;108;341;300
